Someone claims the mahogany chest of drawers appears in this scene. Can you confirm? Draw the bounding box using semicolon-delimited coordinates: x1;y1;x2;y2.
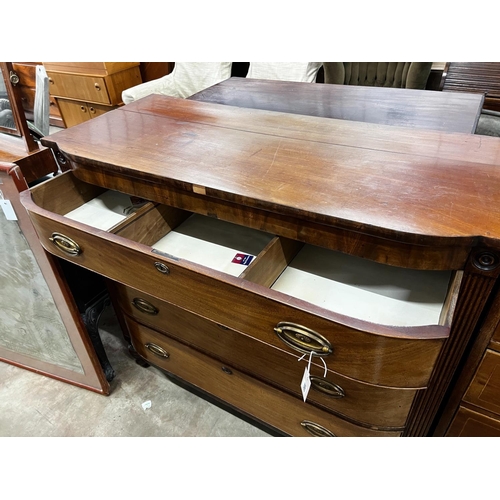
20;94;500;436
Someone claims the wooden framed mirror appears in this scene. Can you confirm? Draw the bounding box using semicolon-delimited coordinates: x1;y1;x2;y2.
0;62;39;154
1;62;110;396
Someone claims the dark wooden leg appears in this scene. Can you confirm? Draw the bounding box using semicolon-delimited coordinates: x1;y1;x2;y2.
127;344;151;367
81;291;116;382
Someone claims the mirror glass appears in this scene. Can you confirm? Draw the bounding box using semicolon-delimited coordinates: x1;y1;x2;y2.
0;184;84;372
0;66;19;134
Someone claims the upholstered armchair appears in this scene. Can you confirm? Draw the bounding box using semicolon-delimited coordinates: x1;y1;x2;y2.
323;62;432;90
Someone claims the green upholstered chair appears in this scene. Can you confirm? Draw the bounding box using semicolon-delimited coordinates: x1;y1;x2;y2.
323;62;432;90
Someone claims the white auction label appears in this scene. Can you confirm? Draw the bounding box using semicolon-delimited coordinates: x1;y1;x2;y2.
0;200;17;220
301;366;311;402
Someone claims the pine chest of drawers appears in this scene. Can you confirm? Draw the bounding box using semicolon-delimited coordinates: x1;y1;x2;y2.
20;94;500;436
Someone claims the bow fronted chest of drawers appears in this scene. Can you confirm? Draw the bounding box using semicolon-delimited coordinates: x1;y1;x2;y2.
20;95;500;436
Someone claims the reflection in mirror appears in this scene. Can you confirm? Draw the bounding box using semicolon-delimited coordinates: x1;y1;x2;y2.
0;207;84;372
0;62;39;152
0;67;17;132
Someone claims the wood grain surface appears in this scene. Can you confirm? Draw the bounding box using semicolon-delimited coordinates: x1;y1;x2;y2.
191;77;483;133
40;95;500;250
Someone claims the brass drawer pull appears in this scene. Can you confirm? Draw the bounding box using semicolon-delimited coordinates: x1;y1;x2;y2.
221;366;233;375
154;261;170;274
300;420;336;437
145;342;169;358
49;232;81;256
132;298;159;315
94;83;101;91
274;322;332;356
310;377;345;398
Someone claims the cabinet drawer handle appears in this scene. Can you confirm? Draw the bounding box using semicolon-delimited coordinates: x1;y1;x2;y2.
49;232;81;256
145;342;169;358
274;322;332;356
154;261;170;274
94;83;101;91
300;420;336;437
310;377;345;398
132;298;159;315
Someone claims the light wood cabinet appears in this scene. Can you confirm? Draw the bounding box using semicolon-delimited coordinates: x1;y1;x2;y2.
20;94;500;436
44;62;141;127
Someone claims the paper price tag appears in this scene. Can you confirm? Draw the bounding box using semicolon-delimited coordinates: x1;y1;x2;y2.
0;200;17;221
298;350;329;403
301;366;311;402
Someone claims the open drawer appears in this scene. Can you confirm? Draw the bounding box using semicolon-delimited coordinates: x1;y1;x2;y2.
22;171;457;388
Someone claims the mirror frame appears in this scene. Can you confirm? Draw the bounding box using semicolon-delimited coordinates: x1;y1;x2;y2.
0;62;39;153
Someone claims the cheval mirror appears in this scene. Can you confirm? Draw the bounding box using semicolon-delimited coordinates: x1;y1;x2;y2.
0;61;109;394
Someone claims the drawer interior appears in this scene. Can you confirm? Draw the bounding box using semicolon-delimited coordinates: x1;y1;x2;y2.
31;173;152;232
151;214;275;277
270;244;455;328
64;190;146;231
116;198;458;328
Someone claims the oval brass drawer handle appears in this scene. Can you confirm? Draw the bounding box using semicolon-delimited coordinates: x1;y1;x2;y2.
49;232;81;256
274;322;332;356
310;377;345;398
154;261;170;274
145;342;169;359
300;420;336;437
132;298;159;315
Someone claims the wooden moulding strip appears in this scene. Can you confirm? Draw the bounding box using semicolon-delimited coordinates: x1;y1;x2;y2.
69;165;473;272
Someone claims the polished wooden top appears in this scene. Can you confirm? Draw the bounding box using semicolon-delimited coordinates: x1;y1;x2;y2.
41;94;500;248
190;77;484;134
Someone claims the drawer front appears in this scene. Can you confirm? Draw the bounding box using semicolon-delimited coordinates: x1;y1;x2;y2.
446;406;500;437
48;72;111;104
56;99;93;127
491;319;500;345
464;349;500;415
127;320;401;437
113;282;417;429
87;102;112;119
56;99;114;127
25;198;444;389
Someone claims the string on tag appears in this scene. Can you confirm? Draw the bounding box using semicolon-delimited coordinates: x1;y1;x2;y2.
319;356;328;378
298;351;328;378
